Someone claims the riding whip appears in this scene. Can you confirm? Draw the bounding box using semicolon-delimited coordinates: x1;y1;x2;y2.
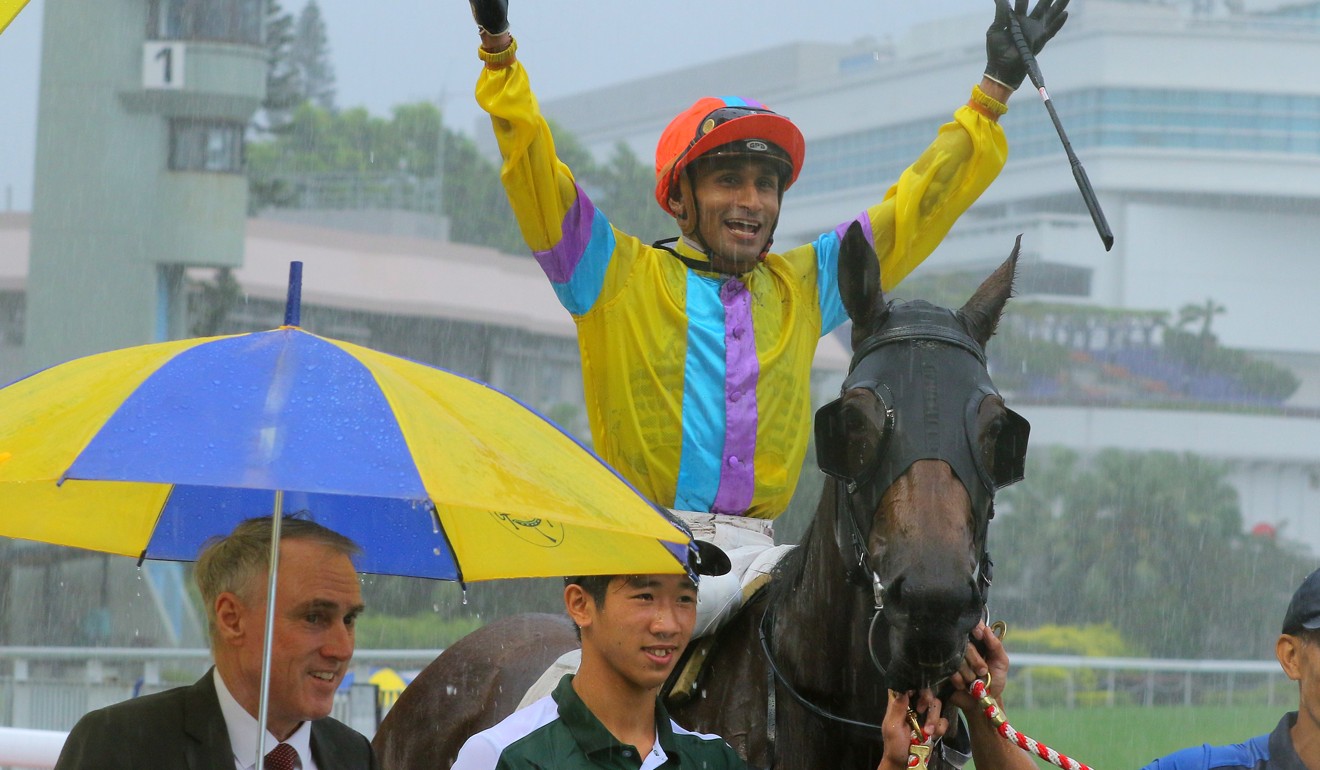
996;0;1115;251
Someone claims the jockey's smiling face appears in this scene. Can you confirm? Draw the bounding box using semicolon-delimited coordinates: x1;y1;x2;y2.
569;573;698;694
672;156;783;275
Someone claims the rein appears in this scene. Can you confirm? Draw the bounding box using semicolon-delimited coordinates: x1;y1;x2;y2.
757;604;890;735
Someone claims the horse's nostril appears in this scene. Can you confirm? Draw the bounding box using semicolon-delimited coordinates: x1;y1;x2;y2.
887;576;978;619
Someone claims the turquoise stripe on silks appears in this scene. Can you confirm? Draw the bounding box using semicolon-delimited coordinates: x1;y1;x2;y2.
818;213;874;334
673;272;728;512
540;186;616;316
66;329;429;499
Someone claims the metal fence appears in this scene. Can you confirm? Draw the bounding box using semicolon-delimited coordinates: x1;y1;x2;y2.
0;647;1291;736
1003;654;1286;709
0;646;443;741
252;172;443;214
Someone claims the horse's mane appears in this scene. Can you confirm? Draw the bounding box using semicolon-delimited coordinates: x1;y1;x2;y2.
761;516;819;608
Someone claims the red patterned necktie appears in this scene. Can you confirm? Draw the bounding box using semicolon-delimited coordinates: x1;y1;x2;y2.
263;742;298;770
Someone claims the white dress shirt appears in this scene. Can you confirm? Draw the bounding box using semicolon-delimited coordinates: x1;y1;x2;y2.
214;669;319;770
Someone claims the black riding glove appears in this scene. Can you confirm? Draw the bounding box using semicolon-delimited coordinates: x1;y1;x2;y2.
984;0;1069;90
468;0;509;36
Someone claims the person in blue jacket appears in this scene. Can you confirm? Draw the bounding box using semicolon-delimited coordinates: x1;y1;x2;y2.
1141;567;1320;770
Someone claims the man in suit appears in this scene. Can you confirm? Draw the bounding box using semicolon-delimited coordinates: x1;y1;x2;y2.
55;516;377;769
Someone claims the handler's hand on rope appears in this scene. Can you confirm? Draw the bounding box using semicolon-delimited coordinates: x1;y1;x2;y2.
949;621;1009;713
468;0;509;36
880;689;947;770
953;622;1098;770
985;0;1070;90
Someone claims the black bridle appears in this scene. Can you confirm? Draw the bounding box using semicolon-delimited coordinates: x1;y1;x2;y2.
758;300;1030;739
817;300;1028;609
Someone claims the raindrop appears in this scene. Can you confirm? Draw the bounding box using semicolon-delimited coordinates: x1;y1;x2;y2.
445;684;457;696
461;588;468;606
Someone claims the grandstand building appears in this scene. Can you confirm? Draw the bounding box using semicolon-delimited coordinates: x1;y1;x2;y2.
536;0;1320;552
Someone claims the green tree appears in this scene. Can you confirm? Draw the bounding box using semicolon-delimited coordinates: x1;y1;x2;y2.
584;142;675;243
248;101;526;251
995;447;1311;659
1176;297;1227;340
255;0;302;136
189;267;241;337
246;103;682;258
292;0;336;112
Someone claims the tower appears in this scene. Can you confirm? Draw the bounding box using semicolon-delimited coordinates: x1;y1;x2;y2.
23;0;267;372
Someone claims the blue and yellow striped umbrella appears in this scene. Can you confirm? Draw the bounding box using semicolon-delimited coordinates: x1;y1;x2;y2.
0;265;690;581
0;0;31;36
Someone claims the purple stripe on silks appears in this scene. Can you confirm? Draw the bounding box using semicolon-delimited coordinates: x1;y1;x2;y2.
833;211;874;247
712;278;759;515
533;184;594;283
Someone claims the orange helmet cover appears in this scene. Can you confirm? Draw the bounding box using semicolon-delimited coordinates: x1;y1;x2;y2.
653;96;805;212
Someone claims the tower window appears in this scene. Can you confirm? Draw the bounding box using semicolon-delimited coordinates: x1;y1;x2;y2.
169;120;245;173
149;0;263;45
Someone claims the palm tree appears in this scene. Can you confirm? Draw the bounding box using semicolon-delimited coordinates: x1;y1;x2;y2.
1176;297;1227;341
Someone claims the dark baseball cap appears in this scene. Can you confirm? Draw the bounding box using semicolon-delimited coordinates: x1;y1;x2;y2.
1282;568;1320;634
563;539;731;588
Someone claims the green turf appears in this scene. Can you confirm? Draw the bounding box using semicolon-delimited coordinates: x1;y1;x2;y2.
974;705;1286;769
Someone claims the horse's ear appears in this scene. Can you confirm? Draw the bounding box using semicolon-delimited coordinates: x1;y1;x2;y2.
838;220;886;329
958;234;1021;348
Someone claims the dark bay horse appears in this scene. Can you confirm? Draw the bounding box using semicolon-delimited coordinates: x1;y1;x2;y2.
373;224;1030;770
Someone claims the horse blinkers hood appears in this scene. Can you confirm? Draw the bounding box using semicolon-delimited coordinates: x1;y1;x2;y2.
814;300;1030;590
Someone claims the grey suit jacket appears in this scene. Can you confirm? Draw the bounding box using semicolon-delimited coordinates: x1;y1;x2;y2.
54;669;378;770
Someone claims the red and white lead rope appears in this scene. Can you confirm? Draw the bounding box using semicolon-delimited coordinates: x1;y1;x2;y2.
968;678;1095;770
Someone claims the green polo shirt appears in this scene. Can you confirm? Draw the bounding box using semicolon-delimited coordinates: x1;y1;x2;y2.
451;674;745;770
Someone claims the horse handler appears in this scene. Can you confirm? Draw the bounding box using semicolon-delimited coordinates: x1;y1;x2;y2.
1141;568;1320;770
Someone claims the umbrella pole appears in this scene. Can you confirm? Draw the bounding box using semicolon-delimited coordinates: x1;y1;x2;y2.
254;491;285;769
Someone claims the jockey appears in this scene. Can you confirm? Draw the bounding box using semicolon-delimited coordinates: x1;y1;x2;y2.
468;0;1068;635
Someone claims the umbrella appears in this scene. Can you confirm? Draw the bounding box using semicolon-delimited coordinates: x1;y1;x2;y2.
1;1;32;36
0;261;693;764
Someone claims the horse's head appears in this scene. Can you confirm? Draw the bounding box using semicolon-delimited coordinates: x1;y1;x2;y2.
814;222;1030;692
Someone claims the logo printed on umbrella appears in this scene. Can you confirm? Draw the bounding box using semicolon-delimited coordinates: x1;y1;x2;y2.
491;512;565;547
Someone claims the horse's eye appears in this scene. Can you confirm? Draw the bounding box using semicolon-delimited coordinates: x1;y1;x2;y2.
843;408;868;435
978;411;1007;465
840;394;886;480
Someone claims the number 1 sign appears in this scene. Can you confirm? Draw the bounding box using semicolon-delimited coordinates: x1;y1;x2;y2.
143;41;186;90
